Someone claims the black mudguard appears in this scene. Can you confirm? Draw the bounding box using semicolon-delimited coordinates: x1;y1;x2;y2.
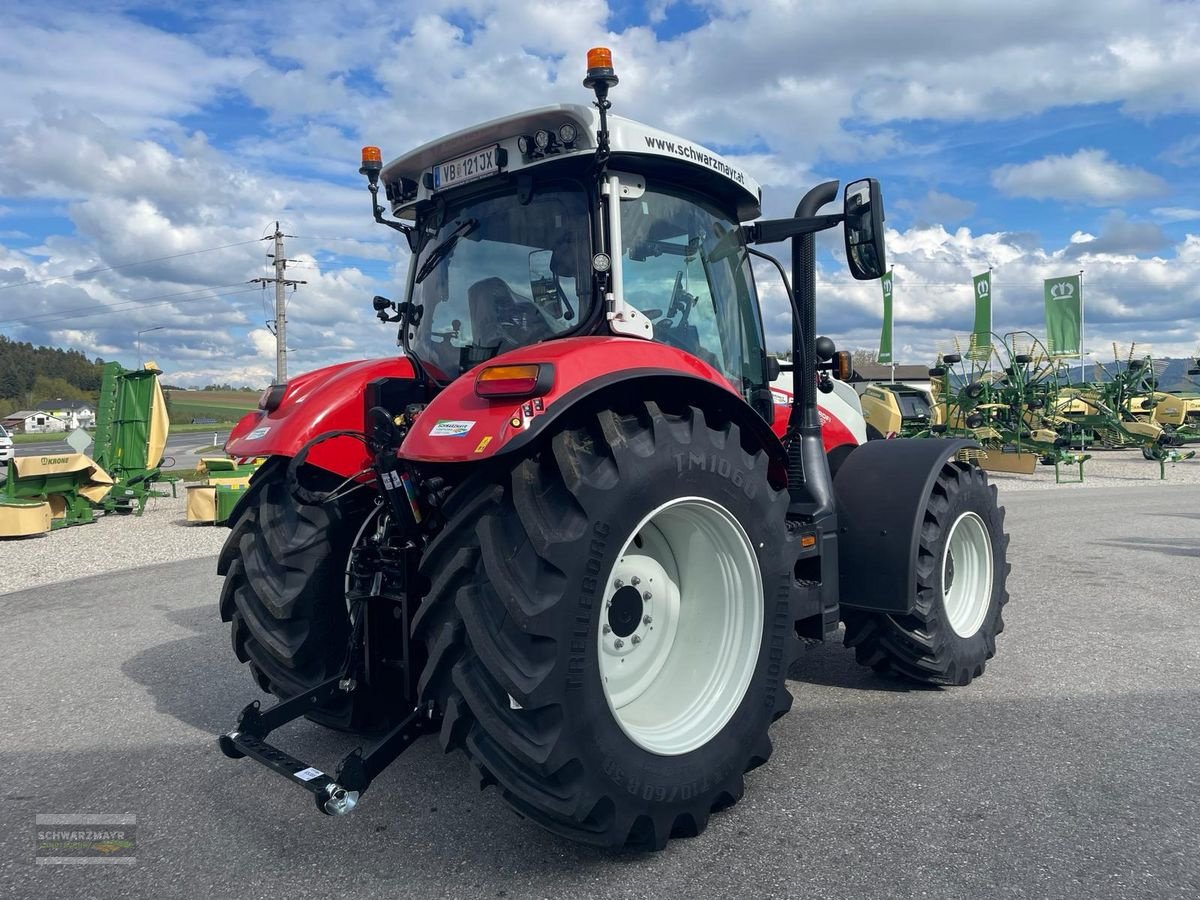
833;439;979;614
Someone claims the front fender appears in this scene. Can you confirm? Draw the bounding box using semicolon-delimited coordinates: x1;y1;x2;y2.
834;438;979;614
400;336;763;463
226;357;417;476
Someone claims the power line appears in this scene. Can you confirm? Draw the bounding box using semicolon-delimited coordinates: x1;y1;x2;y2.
0;285;261;328
0;238;267;292
0;282;250;327
290;235;394;245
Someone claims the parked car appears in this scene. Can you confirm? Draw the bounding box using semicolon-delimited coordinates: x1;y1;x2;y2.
0;423;13;463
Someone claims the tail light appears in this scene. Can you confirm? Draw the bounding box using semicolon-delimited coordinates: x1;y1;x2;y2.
474;364;553;399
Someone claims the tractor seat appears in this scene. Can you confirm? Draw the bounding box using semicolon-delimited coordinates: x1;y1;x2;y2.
468;277;553;354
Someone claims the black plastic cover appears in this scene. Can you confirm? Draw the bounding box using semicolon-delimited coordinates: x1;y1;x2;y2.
833;438;978;613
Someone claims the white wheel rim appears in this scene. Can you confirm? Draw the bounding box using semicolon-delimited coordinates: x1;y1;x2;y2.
941;511;993;638
597;497;762;756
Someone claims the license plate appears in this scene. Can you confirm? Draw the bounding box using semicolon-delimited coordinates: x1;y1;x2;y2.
432;145;500;190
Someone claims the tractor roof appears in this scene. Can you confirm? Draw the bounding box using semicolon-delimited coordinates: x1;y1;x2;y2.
381;103;762;221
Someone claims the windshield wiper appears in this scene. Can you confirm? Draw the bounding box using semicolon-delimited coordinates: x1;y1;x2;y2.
414;218;478;284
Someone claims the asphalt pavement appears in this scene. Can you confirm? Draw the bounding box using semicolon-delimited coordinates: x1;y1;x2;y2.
11;431;231;471
1;485;1197;899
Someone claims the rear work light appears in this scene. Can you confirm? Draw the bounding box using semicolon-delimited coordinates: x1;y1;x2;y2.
474;364;554;399
833;351;853;382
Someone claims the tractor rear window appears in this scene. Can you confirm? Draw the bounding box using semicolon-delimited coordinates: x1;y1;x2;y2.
405;182;592;380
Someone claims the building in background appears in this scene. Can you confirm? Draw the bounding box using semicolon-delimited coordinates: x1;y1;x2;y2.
0;410;68;434
35;399;96;430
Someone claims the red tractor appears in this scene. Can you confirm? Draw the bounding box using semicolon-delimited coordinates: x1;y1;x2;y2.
216;49;1009;850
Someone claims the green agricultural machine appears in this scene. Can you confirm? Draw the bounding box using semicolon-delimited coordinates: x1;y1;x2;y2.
922;338;1194;480
924;333;1087;480
91;361;176;513
0;362;175;536
0;454;114;533
1054;347;1195;475
186;456;263;524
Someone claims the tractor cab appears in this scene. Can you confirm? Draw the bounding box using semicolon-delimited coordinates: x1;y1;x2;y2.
361;94;772;410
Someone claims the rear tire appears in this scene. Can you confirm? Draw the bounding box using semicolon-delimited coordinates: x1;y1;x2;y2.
413;400;799;849
217;463;375;730
842;461;1009;686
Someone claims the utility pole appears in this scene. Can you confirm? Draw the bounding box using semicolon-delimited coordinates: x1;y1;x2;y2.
250;223;305;382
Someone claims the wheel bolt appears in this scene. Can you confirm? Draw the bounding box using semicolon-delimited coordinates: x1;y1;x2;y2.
643;591;652;601
631;576;640;586
643;614;653;625
602;624;611;634
614;578;623;589
614;639;624;649
631;635;641;645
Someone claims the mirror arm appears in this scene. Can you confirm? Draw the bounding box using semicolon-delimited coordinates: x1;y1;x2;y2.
743;213;844;245
368;182;412;236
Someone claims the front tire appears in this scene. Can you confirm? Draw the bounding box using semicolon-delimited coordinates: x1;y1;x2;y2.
413;400;800;849
216;462;374;730
842;461;1009;686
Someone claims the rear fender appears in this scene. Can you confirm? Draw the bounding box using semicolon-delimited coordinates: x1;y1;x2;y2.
226;357;419;477
833;438;979;614
399;336;784;468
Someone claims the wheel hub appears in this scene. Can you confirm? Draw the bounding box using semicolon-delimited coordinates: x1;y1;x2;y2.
607;585;644;638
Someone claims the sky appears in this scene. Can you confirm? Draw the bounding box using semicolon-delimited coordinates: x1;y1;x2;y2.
0;0;1197;388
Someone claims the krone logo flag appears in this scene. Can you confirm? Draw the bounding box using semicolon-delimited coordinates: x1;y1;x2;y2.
878;270;894;364
1043;275;1082;356
970;271;992;357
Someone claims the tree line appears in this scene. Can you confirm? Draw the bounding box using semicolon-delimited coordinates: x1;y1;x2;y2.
0;335;106;410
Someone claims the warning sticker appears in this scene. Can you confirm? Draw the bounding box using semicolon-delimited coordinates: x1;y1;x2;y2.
246;425;271;440
429;420;475;437
474;436;493;454
293;767;323;782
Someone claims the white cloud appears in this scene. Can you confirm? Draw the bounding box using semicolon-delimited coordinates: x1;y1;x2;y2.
2;1;1199;382
1152;207;1200;223
1159;134;1200;167
0;9;255;131
991;149;1167;205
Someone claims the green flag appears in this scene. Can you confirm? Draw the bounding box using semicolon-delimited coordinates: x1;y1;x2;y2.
878;270;894;364
969;271;992;358
1044;275;1082;356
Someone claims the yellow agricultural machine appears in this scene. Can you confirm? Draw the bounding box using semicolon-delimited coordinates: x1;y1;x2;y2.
859;382;933;439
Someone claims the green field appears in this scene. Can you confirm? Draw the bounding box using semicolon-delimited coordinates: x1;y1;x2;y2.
165;389;258;424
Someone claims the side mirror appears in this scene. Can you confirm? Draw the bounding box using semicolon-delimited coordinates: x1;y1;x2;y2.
766;357;781;381
843;178;886;280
